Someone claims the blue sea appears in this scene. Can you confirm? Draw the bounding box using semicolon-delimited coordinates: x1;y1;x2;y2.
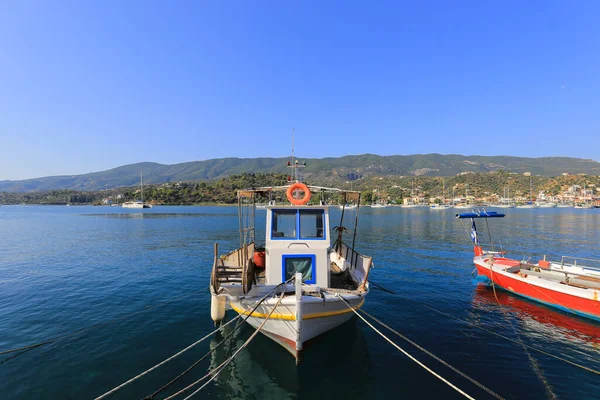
1;205;599;399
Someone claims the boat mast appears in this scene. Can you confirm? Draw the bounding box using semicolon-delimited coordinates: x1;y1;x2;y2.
529;176;532;202
141;172;144;203
291;128;295;182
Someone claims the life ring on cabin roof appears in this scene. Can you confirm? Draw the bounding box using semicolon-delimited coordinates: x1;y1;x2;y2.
286;182;311;205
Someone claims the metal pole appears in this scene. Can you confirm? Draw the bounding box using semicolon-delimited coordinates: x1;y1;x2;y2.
351;193;361;266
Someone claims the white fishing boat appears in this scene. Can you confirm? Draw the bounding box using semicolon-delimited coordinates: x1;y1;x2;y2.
123;173;152;209
210;175;372;364
339;204;357;209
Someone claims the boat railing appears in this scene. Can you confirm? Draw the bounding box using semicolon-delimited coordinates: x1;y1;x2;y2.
559;256;600;272
336;241;372;276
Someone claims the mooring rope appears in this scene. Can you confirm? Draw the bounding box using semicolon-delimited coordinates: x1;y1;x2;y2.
488;263;558;399
94;315;241;400
359;309;505;400
421;304;600;376
142;280;293;400
0;290;204;359
165;290;287;400
336;294;475;400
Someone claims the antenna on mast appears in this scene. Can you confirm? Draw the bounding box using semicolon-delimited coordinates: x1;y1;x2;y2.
287;127;305;183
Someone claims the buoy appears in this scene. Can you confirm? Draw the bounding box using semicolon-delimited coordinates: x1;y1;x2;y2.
286;182;311;205
253;250;266;269
211;295;226;325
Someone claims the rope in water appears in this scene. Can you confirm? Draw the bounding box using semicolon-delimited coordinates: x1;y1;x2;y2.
98;280;291;400
0;290;204;359
421;303;600;376
94;315;240;400
336;294;475;400
165;290;287;400
359;309;505;400
142;280;293;400
487;262;558;398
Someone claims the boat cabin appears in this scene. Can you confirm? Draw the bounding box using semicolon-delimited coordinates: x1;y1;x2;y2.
264;205;331;287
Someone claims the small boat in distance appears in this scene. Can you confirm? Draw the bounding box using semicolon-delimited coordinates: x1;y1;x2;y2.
123;173;152;209
457;210;600;322
453;203;471;209
517;175;538;208
370;203;388;208
516;202;539;209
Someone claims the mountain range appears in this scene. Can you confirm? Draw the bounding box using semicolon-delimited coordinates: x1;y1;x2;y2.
1;154;599;192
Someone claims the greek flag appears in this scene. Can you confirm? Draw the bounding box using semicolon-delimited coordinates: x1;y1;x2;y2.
470;219;479;246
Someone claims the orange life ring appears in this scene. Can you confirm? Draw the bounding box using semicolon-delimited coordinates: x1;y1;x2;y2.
286;183;311;205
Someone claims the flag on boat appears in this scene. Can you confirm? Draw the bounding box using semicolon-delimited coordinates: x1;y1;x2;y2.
470;219;479;245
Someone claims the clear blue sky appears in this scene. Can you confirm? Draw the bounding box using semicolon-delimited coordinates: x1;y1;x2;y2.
1;1;599;180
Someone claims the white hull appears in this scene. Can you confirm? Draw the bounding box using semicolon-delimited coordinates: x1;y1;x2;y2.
401;204;423;208
227;291;365;360
453;204;472;209
516;204;539;209
122;202;152;209
537;202;557;208
429;205;452;210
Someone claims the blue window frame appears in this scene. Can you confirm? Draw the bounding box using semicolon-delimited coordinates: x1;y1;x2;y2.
282;254;316;284
271;209;326;240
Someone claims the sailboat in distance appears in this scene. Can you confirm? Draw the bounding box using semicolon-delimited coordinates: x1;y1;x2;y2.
122;173;152;209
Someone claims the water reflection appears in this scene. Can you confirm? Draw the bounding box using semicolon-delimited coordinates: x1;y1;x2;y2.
206;317;372;399
472;285;600;354
82;212;238;219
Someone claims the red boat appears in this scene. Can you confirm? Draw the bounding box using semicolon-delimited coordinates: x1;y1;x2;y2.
457;211;600;322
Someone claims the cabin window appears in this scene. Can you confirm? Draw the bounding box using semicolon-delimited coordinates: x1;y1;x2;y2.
299;210;324;239
271;210;296;238
282;254;316;284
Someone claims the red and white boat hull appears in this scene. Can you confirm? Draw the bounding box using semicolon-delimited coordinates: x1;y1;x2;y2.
474;256;600;322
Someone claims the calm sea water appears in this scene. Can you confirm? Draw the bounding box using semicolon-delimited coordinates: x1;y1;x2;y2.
1;205;599;399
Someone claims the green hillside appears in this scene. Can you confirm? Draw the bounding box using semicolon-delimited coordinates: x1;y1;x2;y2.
1;154;599;192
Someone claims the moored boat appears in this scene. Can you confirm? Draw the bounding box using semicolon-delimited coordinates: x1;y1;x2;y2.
123;173;152;208
516;202;538;209
430;204;452;210
457;211;600;322
536;201;557;208
370;203;388;208
210;177;373;364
